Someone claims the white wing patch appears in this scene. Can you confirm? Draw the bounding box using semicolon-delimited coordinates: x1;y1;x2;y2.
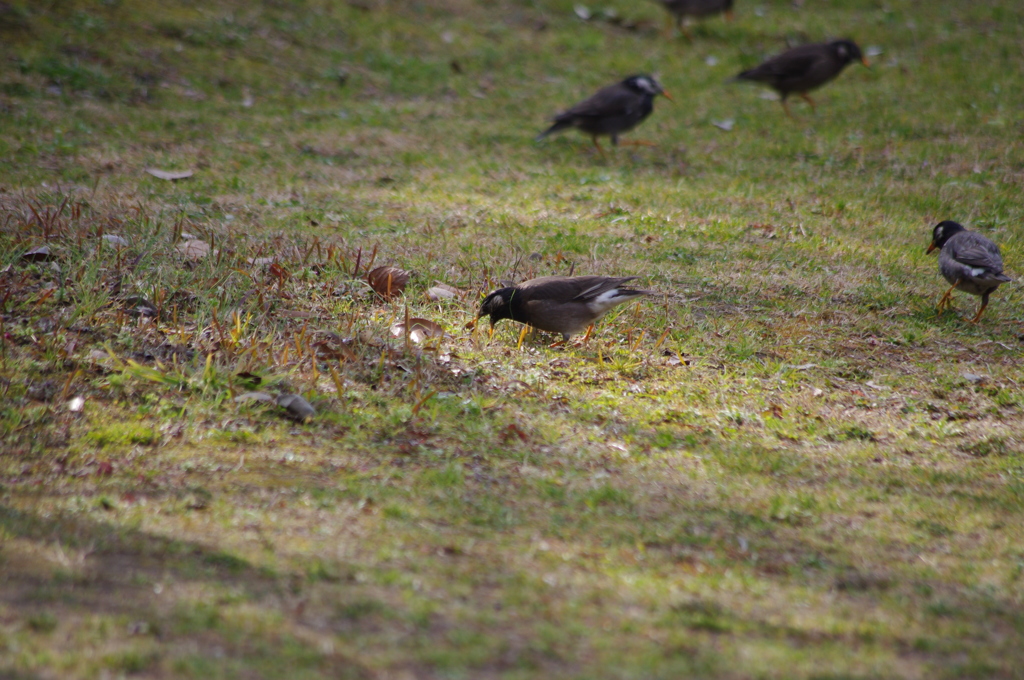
587;288;636;315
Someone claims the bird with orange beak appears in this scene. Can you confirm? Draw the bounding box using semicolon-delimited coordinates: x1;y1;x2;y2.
927;220;1011;323
734;39;870;117
536;75;672;158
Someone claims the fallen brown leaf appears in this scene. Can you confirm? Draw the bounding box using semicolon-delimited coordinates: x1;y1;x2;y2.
175;240;212;260
22;245;54;262
427;282;461;301
390;318;445;344
368;266;411;300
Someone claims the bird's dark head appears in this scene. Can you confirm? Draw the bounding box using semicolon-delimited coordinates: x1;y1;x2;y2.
623;75;672;102
927;220;966;254
478;287;516;326
831;39;868;67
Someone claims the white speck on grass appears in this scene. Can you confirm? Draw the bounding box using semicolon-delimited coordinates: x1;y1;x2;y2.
712;119;734;131
705;55;718;66
786;363;818;371
866;45;884;57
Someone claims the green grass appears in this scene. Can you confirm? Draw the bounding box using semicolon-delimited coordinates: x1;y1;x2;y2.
2;0;1024;678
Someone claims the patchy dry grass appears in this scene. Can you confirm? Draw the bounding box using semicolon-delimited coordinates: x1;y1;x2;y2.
2;0;1024;678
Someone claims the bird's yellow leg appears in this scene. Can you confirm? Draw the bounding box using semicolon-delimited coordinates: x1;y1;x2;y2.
591;136;607;160
937;279;960;313
619;139;657;148
781;99;793;118
970;301;988;324
516;325;529;350
799;92;817;112
581;324;595;343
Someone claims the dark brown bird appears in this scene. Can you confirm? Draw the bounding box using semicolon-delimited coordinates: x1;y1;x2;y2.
536;75;672;158
477;276;651;342
927;220;1011;323
735;39;869;116
658;0;734;38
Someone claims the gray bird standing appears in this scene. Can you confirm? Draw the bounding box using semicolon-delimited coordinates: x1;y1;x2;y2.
735;39;869;117
927;220;1011;323
536;76;672;158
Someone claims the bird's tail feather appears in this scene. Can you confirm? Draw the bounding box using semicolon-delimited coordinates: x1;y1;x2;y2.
535;121;571;142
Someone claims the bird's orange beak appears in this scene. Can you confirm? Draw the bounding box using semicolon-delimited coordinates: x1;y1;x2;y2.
926;241;937;254
661;90;674;103
861;56;871;68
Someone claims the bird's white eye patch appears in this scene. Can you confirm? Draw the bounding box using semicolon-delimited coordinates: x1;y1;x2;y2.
637;77;655;93
837;45;848;58
935;227;944;238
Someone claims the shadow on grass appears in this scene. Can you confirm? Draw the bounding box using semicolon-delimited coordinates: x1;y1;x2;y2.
3;433;1023;680
0;504;372;680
